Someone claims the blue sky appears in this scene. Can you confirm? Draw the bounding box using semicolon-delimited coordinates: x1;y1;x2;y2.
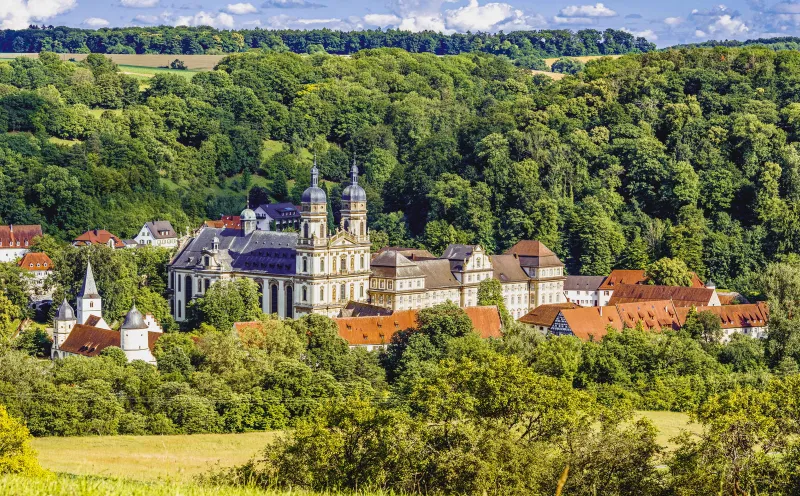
1;0;799;47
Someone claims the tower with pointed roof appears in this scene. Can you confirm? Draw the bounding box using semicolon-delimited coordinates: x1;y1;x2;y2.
52;298;77;359
341;158;369;244
77;260;102;325
120;304;154;363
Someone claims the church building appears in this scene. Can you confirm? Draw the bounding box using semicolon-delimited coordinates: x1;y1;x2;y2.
168;160;372;321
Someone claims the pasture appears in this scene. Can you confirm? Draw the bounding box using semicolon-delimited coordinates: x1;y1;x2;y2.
0;53;227;70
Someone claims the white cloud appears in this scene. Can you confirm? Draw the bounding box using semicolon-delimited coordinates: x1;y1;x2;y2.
83;17;110;27
695;29;707;37
622;27;657;40
444;0;544;32
558;3;616;18
266;14;358;29
121;0;160;7
664;16;683;26
174;11;236;28
261;0;326;8
553;15;593;24
0;0;77;29
242;18;262;25
363;13;402;26
706;14;748;35
133;14;160;23
226;2;257;14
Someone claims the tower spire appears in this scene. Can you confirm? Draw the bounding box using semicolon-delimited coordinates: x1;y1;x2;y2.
311;155;319;188
350;156;358;186
79;260;99;298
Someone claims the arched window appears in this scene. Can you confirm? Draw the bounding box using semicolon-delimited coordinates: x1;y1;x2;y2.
320;287;325;301
340;283;346;301
360;284;364;298
285;286;293;318
340;256;346;272
320;258;325;272
270;284;278;314
302;286;308;301
302;257;308;273
350;257;354;271
361;222;365;236
90;302;94;308
332;286;337;301
349;284;354;300
303;223;309;238
360;255;365;269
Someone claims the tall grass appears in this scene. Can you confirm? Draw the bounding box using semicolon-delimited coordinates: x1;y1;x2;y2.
0;474;391;496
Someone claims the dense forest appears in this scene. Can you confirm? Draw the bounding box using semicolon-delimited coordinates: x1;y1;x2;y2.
0;26;655;67
1;46;800;295
676;36;800;52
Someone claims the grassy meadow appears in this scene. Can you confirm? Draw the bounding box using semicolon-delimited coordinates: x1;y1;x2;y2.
0;53;226;70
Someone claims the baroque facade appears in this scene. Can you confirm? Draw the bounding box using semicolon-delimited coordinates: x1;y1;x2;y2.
168;161;371;320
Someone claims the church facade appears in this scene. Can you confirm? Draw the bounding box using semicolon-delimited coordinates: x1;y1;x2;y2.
168;161;372;321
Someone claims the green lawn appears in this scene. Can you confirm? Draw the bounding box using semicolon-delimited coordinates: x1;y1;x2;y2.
32;431;277;482
635;410;699;449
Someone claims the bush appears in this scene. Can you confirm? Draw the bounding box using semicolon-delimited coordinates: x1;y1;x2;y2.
170;59;188;70
0;406;47;476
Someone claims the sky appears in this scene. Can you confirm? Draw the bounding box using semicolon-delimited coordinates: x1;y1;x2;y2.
2;0;800;47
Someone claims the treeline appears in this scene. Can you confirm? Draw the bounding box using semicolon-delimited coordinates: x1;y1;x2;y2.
0;26;655;66
674;36;800;51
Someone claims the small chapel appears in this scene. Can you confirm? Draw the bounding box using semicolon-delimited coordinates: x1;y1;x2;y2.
51;261;163;364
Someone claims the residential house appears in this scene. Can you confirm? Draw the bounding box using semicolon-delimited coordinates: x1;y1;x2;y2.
597;269;705;306
18;252;53;292
615;300;682;331
676;303;770;341
518;302;580;333
254;203;301;231
504;240;566;306
563;275;606;307
0;225;42;262
550;306;624;341
134;221;179;248
73;229;125;249
607;283;720;307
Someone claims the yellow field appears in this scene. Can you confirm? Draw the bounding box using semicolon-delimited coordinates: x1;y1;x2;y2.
635;410;698;449
32;431;277;482
543;54;623;68
0;53;228;70
530;69;565;80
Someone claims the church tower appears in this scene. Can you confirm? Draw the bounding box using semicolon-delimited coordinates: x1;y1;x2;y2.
299;158;328;245
340;158;369;243
52;298;77;359
120;304;154;363
77;261;102;325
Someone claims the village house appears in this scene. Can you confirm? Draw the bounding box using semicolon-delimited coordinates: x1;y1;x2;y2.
17;252;53;292
73;229;125;249
504;240;566;307
254;203;301;232
134;221;179;248
607;283;721;307
550;305;624;341
0;225;42;262
51;262;163;363
518;302;580;333
332;306;503;351
615;300;682;331
676;303;770;342
563;275;606;307
596;269;706;306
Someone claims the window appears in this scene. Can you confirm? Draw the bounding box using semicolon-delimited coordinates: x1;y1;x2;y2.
350;257;354;271
332;286;337;301
388;281;393;290
320;258;325;272
303;223;309;238
379;280;385;289
371;279;377;288
360;284;364;298
303;257;308;273
340;283;346;301
340;257;346;272
302;286;308;301
361;223;365;236
417;280;421;288
360;255;365;269
320;287;325;300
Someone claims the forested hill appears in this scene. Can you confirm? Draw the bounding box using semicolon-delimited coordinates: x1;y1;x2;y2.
0;27;654;66
1;46;799;295
671;36;800;51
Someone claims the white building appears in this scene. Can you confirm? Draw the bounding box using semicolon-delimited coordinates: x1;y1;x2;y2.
17;252;53;293
51;263;163;364
563;275;606;307
168;160;371;320
134;221;179;248
254;203;301;231
505;240;566;306
0;225;42;262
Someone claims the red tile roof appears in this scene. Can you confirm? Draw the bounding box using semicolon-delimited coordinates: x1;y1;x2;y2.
615;300;681;331
599;269;705;290
676;303;769;330
73;229;125;249
18;252;53;271
0;225;42;249
559;306;623;341
205;216;241;229
333;306;503;346
519;303;580;327
59;324;161;357
608;284;716;307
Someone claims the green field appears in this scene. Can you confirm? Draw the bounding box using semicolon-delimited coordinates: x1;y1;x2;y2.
118;64;199;80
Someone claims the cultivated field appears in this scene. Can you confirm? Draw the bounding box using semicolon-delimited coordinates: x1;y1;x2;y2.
32;431;277;482
0;53;227;70
543;54;623;68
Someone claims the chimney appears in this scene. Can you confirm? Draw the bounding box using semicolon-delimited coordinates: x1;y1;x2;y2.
599;306;603;316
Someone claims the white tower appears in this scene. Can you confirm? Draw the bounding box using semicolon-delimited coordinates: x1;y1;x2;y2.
120;304;155;364
52;298;77;359
77;261;102;325
340;158;369;242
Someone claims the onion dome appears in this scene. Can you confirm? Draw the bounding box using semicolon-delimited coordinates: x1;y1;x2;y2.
55;298;75;321
301;158;327;204
121;304;147;330
342;158;366;202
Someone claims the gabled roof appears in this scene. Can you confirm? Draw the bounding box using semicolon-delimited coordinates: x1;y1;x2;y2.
0;225;42;249
504;240;564;268
615;300;681;331
608;284;715;307
564;275;606;292
339;301;394;318
370;251;425;279
675;303;769;330
59;324;161;357
73;229;125;249
204;215;241;229
415;259;460;289
490;254;529;283
441;244;478;261
145;221;177;239
375;246;436;261
558;306;623;341
599;269;706;290
718;292;748;305
255;203;301;220
334;306;503;346
18;252;53;271
519;302;580;327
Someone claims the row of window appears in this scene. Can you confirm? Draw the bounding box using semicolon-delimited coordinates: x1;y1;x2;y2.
301;253;367;274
